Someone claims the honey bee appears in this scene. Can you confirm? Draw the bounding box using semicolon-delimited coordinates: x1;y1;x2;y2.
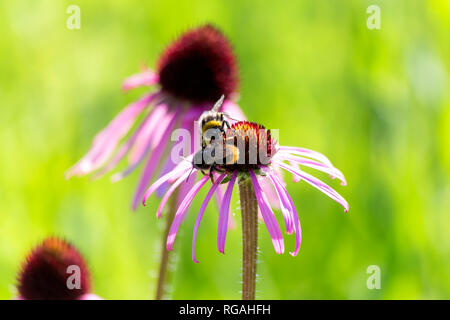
198;95;239;148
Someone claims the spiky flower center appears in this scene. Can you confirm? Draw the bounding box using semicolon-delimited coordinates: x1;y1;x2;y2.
17;237;90;300
223;121;275;171
157;24;238;104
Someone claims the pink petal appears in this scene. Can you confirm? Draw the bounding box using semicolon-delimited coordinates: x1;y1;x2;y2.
167;175;210;251
122;69;158;91
66;93;157;178
217;171;238;254
126;104;169;166
249;170;284;254
94;104;167;180
156;170;191;218
269;171;302;256
276;161;349;213
278;146;334;167
278;153;347;186
130;113;177;210
192;174;226;263
142;165;193;206
262;168;294;234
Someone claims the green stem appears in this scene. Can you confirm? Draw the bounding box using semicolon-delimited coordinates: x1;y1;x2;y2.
239;178;258;300
155;192;178;300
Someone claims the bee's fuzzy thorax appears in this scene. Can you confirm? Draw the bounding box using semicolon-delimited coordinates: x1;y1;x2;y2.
17;237;91;300
157;24;238;104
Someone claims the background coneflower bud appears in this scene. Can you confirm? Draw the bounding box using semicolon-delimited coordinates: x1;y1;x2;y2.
17;237;93;300
158;24;239;104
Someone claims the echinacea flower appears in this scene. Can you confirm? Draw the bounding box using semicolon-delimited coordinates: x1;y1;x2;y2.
66;24;244;209
142;121;348;262
16;237;101;300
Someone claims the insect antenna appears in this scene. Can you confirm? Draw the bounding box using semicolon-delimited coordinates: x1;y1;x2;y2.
211;94;225;112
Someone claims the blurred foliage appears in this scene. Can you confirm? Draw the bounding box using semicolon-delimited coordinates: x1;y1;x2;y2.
0;0;449;299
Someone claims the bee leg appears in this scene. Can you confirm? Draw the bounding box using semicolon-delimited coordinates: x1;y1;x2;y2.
222;120;231;130
209;166;215;184
200;169;208;176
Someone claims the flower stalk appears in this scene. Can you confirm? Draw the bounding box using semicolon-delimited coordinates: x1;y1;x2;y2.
239;177;258;300
155;193;178;300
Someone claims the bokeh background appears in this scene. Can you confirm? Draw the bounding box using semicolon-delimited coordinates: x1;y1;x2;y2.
0;0;449;299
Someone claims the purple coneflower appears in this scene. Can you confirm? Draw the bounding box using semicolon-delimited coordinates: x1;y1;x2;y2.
66;24;244;210
16;237;101;300
65;24;244;300
142;121;348;299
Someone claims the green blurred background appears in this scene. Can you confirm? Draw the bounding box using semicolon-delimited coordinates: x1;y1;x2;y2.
0;0;449;299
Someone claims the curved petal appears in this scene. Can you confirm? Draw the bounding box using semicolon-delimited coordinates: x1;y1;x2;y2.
276;161;349;213
156;171;191;218
95;104;167;180
277;153;347;186
270;172;302;256
249;170;284;254
277;146;334;167
259;176;281;210
142;162;193;206
122;69;158;91
262;168;294;234
192;174;226;263
66;93;157;178
167;175;210;251
217;171;238;254
130;113;177;210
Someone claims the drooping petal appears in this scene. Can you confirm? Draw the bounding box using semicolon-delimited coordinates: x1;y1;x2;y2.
122;69;158;91
156;171;192;218
94;104;167;179
249;170;285;254
276;161;349;213
192;174;226;263
259;176;281;210
288;161;302;182
177;170;197;208
277;153;347;186
155;153;179;197
217;171;238;254
167;175;210;251
269;171;302;256
262;168;294;234
142;164;193;206
130;113;177;210
155;110;200;197
127;104;169;165
65;93;157;178
278;146;334;167
168;154;194;183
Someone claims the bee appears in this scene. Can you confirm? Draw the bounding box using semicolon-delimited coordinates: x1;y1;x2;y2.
198;95;239;148
191;137;240;183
